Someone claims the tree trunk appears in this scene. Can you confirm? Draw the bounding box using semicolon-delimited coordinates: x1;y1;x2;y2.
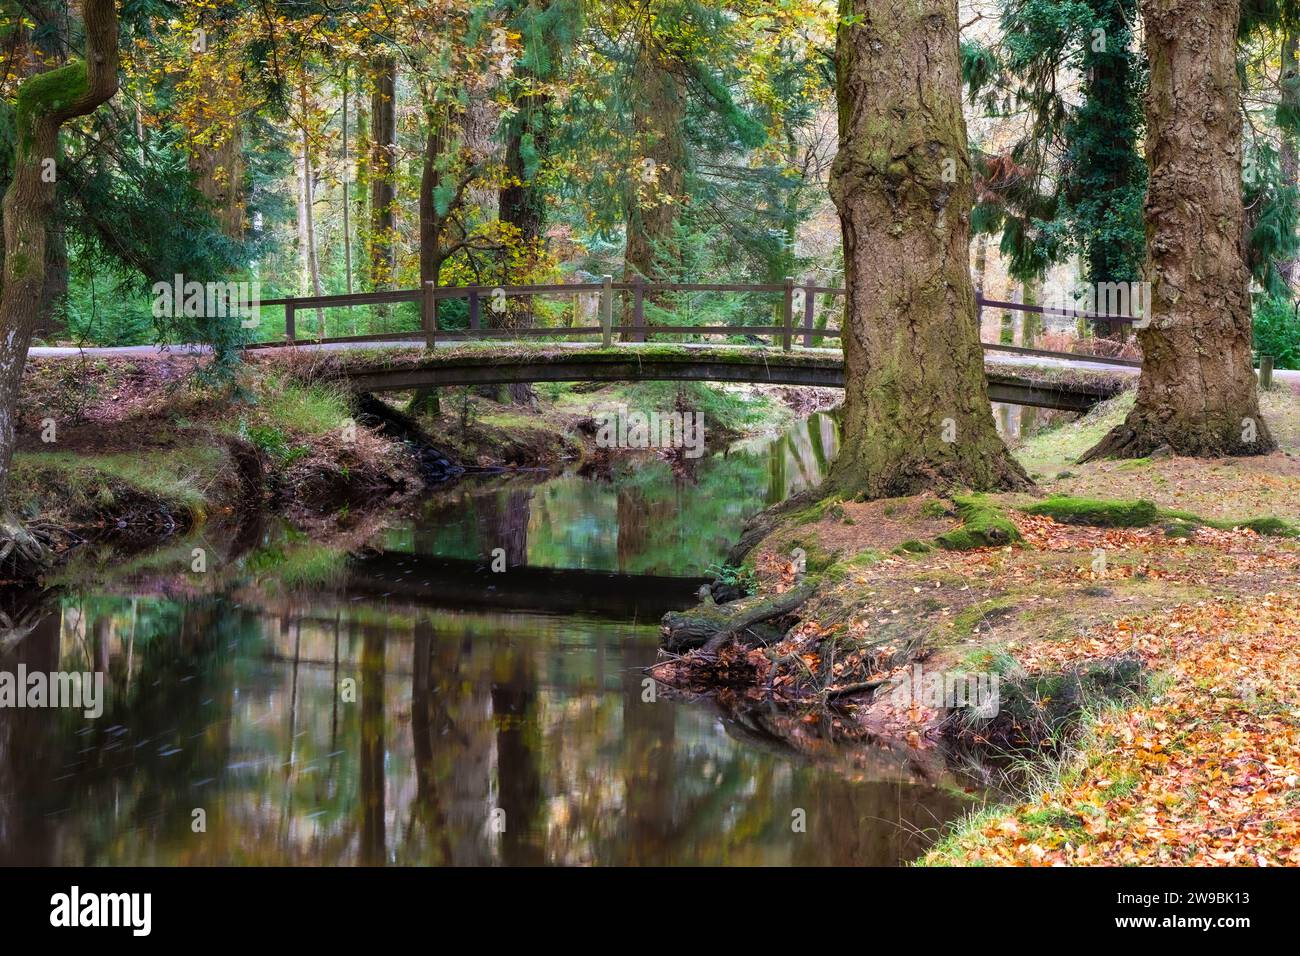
827;0;1028;499
342;65;354;300
190;123;244;239
368;56;398;330
623;35;686;283
972;231;989;331
299;85;324;333
500;98;549;256
4;3;70;341
412;110;451;417
419;107;450;292
1084;0;1274;460
0;0;119;570
1279;26;1299;291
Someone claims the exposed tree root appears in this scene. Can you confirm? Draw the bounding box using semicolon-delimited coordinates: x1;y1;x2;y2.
660;578;818;654
0;512;51;582
1081;412;1278;462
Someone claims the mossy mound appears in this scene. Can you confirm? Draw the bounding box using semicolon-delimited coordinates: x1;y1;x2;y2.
892;538;934;555
1024;496;1160;528
935;495;1022;551
1161;509;1299;538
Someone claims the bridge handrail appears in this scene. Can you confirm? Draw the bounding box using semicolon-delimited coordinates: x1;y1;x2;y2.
254;276;1142;366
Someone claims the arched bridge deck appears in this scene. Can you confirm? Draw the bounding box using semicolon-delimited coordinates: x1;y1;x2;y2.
328;343;1129;413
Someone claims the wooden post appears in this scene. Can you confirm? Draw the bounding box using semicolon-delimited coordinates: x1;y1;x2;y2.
782;276;795;351
285;301;296;346
633;276;645;343
803;281;815;348
1260;354;1275;390
600;274;614;347
422;282;437;349
468;289;481;334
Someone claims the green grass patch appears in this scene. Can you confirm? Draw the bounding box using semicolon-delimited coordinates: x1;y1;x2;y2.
1013;392;1135;476
1160;509;1299;538
248;375;352;437
952;597;1020;637
12;446;223;519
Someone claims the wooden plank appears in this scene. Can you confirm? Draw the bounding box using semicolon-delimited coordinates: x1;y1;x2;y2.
285;302;296;346
262;289;418;309
803;282;815;348
782;277;794;351
422;281;436;349
981;341;1141;368
600;275;614;347
632;277;645;343
976;296;1139;325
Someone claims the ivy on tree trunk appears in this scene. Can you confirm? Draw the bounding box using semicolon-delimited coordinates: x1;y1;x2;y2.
0;0;120;569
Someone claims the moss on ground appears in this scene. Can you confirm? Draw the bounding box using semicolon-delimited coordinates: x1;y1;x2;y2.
1024;496;1160;528
935;495;1022;551
1024;495;1300;537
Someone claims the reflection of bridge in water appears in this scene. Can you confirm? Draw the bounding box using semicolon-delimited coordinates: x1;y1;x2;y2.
342;551;707;622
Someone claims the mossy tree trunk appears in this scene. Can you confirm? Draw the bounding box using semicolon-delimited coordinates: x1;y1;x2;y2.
827;0;1028;499
0;0;119;567
1084;0;1274;460
623;34;686;285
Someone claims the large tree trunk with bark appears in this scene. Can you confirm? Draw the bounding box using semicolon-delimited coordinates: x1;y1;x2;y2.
3;2;71;341
1279;26;1300;291
0;0;119;569
623;35;686;283
368;55;398;325
827;0;1028;499
1084;0;1274;460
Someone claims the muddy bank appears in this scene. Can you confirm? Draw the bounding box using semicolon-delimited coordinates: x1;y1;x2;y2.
7;352;838;582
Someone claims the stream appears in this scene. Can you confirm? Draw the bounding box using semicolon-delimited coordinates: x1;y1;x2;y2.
0;411;986;866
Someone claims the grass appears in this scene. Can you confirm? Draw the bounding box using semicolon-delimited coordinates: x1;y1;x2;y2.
246;375;352;436
12;446;223;519
1014;392;1136;477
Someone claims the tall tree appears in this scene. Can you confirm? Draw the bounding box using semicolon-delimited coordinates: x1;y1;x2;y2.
367;55;398;296
0;0;120;564
1085;0;1275;459
623;27;687;283
827;0;1028;499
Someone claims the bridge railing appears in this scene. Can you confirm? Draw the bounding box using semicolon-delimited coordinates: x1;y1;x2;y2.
256;277;1143;367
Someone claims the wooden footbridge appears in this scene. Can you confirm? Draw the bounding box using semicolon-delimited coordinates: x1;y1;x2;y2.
254;278;1139;412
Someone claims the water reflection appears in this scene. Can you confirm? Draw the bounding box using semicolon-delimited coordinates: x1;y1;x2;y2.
0;411;981;866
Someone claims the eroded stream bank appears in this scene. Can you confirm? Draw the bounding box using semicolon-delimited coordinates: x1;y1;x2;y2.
1;409;990;866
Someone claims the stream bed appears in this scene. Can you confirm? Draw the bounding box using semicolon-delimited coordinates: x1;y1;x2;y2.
0;412;984;865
